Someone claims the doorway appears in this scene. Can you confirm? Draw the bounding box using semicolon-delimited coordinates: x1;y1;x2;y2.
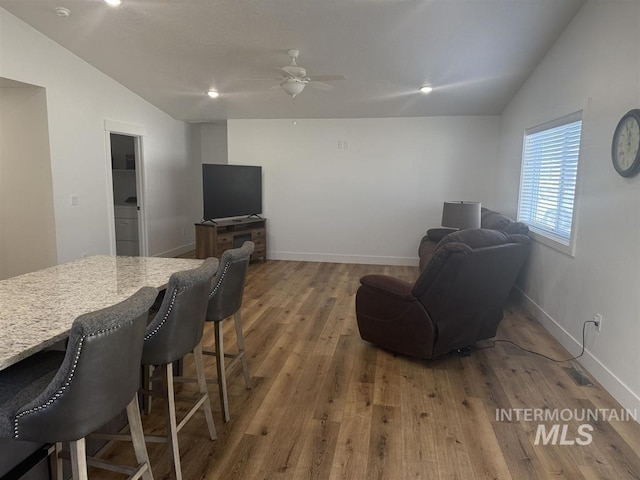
108;132;146;256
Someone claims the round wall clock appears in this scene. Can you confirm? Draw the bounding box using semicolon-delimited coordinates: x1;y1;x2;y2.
612;109;640;177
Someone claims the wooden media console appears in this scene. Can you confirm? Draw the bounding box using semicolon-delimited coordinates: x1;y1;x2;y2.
195;218;266;261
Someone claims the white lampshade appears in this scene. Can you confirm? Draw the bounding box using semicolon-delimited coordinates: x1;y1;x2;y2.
441;201;481;229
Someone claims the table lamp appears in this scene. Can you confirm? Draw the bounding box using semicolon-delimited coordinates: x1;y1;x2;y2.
441;201;481;229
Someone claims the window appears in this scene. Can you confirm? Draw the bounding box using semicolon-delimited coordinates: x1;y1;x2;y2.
517;112;582;254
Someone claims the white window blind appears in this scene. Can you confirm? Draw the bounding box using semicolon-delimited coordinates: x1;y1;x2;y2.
518;112;582;247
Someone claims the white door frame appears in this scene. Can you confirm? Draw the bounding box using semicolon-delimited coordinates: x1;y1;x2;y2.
104;119;148;256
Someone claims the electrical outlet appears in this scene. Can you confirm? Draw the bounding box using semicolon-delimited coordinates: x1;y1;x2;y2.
594;313;603;332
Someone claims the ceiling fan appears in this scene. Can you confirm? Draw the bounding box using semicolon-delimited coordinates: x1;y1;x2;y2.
244;49;346;98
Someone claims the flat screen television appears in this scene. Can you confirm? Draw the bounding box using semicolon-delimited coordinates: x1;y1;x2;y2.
202;164;262;221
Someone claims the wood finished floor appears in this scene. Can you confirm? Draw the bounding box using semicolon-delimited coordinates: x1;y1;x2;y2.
95;260;640;480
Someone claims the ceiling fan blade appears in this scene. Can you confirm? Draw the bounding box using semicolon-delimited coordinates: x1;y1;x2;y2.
307;81;334;91
307;75;346;82
274;67;296;78
236;76;283;81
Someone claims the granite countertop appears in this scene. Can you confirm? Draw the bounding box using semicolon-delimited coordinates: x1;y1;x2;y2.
0;255;207;370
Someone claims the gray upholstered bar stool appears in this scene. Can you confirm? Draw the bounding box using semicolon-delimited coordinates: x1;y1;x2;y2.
204;241;254;423
140;258;218;480
0;287;158;480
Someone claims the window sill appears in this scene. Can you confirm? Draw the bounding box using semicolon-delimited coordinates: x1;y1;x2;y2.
528;228;575;258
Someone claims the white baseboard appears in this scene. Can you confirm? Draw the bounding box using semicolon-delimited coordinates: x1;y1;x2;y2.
269;250;419;266
514;287;640;417
154;242;195;258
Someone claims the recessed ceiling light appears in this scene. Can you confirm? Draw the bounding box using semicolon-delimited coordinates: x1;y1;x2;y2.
420;85;433;94
104;0;122;7
207;90;220;99
55;7;71;17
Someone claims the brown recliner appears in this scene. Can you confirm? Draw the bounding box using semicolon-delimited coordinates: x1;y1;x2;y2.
356;229;531;359
418;207;529;271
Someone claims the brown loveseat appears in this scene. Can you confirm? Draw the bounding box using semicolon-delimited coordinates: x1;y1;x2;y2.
356;228;531;359
418;207;529;271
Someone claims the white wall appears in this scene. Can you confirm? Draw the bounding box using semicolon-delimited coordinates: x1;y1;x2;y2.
0;82;57;279
495;1;640;412
228;117;500;265
0;8;198;262
189;122;229;222
189;122;228;166
200;122;228;165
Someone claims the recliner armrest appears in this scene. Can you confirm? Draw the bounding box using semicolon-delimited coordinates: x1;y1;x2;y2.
356;275;435;358
359;275;415;301
426;227;457;242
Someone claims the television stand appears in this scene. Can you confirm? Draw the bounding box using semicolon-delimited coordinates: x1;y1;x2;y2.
195;218;266;261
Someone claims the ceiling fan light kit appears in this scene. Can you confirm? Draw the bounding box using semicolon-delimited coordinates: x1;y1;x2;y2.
242;48;346;98
281;79;305;98
104;0;122;7
420;85;433;94
207;90;220;98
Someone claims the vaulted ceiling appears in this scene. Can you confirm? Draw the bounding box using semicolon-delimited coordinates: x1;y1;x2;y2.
0;0;585;121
